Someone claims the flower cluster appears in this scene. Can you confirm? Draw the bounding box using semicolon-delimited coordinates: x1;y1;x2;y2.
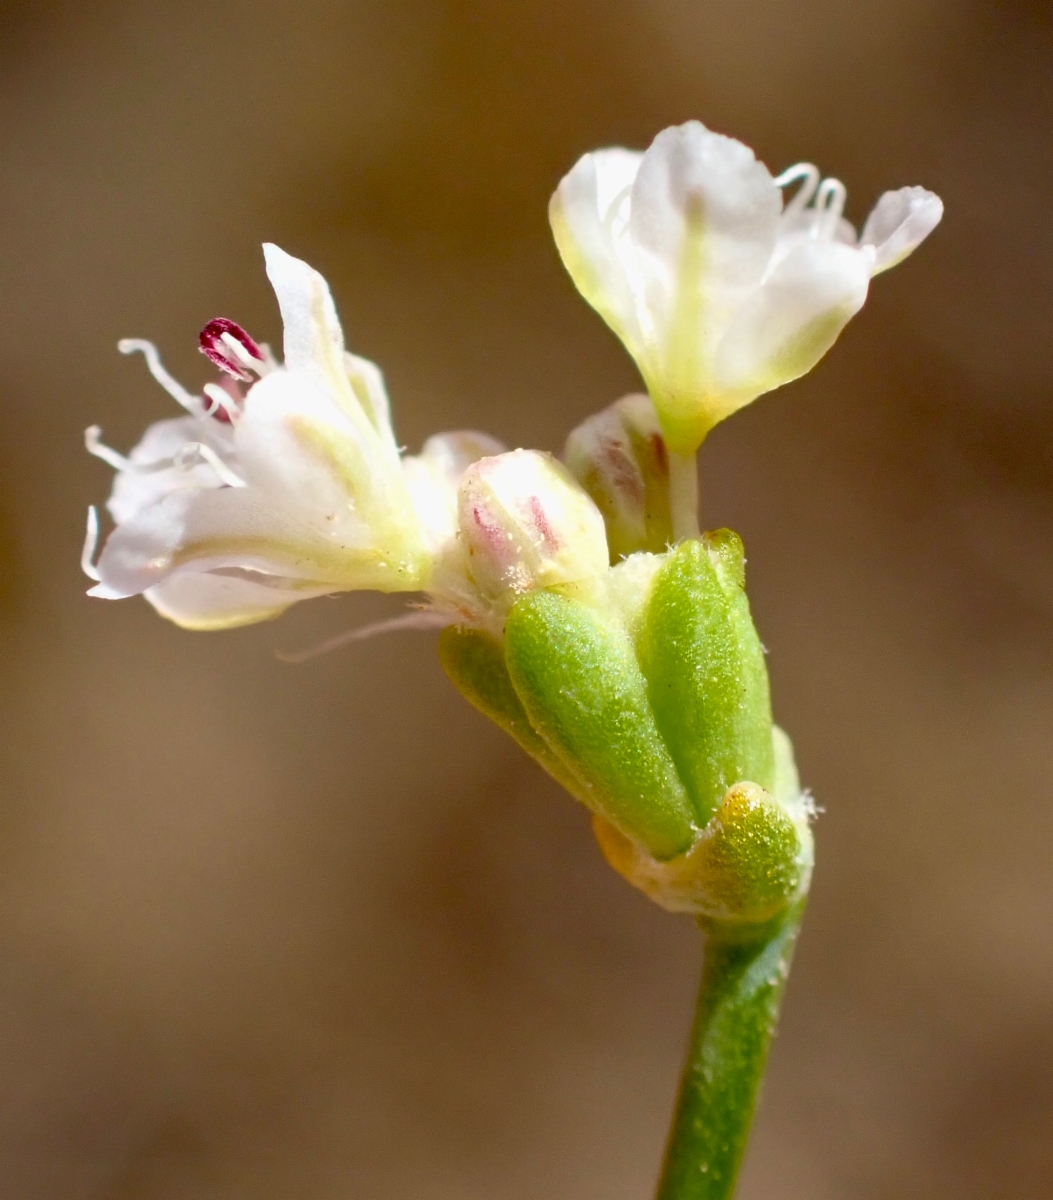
83;121;938;916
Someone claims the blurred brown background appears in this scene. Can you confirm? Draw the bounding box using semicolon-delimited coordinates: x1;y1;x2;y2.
1;1;1051;1196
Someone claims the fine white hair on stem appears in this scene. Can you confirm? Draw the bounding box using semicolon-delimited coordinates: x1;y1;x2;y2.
85;425;133;471
277;610;451;664
118;338;201;414
81;506;101;581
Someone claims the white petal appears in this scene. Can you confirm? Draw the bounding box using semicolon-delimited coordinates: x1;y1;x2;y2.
144;570;333;631
106;416;232;524
859;186;943;274
262;243;359;412
549;148;645;348
95;484;419;602
95;489;199;597
402;430;507;555
344;352;396;445
628;121;782;363
713;241;872;408
107;462;219;526
235;371;420;562
235;372;373;538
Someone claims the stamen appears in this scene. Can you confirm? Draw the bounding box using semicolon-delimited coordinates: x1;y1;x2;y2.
775;163;820;216
277;609;451;664
85;425;133;472
202;381;242;423
199;318;264;382
173;442;247;488
81;506;103;580
81;506;101;581
118;339;201;415
815;177;847;238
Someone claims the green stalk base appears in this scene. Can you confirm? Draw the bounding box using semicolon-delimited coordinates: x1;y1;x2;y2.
655;904;805;1200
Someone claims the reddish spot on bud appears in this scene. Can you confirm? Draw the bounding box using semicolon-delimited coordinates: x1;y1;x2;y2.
470;503;507;558
649;433;669;476
199;318;264;382
526;496;559;552
600;436;645;504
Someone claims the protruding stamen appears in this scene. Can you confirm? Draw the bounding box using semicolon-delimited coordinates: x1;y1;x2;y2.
202;381;242;423
85;425;133;472
199;318;264;382
173;441;247;488
118;339;201;415
815;177;847;238
81;506;101;581
775;163;820;217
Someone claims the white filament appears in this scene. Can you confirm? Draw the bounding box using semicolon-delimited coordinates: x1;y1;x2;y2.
775;163;820;217
220;331;264;371
202;382;240;422
118;338;201;414
173;442;247;488
815;177;847;238
81;506;101;581
84;425;132;471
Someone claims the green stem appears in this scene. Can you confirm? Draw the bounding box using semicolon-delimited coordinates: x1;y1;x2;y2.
655;903;805;1200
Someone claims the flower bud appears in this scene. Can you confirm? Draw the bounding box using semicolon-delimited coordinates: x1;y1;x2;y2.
563;393;673;561
457;449;609;604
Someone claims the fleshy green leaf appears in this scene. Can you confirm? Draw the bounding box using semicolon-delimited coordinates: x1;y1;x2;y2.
504;590;698;860
641;534;774;825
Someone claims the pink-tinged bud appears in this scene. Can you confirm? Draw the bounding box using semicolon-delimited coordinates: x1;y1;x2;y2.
198;318;264;382
563;393;673;561
458;450;609;603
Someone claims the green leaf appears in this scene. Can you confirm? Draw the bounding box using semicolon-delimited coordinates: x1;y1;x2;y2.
641;535;774;825
505;591;698;860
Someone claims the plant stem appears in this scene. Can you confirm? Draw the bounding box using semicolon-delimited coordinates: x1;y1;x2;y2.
668;450;700;542
655;903;806;1200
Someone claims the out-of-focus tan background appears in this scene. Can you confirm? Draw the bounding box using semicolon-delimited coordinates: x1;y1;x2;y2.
1;1;1051;1196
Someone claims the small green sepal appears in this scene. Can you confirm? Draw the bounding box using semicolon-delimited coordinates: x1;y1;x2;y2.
640;535;775;825
504;590;699;860
437;625;584;799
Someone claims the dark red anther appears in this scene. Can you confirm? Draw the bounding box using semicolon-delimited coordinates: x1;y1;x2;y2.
198;318;264;382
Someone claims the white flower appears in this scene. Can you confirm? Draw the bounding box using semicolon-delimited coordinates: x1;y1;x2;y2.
550;120;943;454
84;244;502;631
